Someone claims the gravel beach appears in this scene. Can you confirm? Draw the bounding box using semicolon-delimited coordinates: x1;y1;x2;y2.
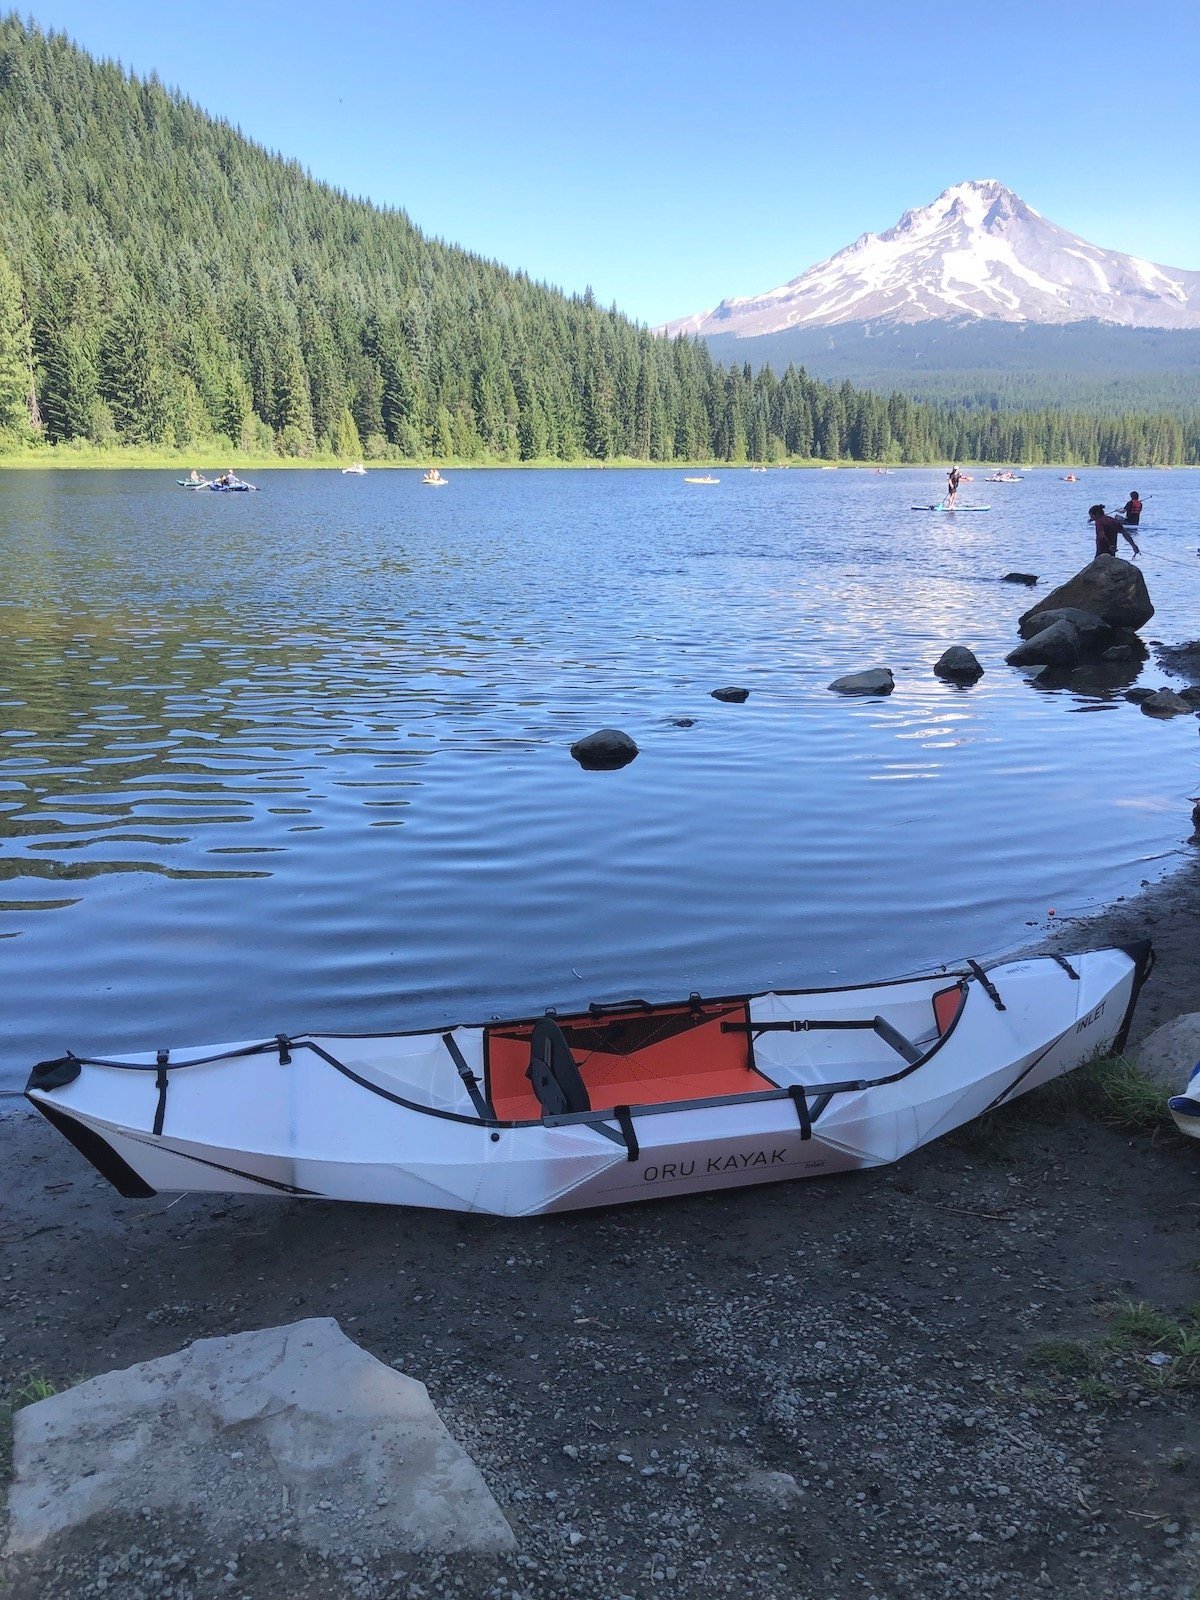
2;861;1199;1600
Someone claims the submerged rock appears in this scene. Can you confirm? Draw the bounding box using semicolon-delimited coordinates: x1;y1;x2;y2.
570;728;639;769
1020;555;1153;632
828;668;894;696
711;686;749;703
1153;640;1200;682
4;1319;514;1558
934;647;983;682
1125;687;1157;704
1002;572;1039;586
1006;620;1081;668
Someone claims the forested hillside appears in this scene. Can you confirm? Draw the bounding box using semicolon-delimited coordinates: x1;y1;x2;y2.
0;16;1195;466
701;321;1200;416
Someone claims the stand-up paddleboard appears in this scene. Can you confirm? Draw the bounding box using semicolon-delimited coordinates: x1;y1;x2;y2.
911;504;991;512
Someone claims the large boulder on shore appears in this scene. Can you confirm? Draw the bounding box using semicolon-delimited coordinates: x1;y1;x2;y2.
1020;555;1153;633
1006;620;1082;668
4;1319;514;1558
1134;1014;1200;1093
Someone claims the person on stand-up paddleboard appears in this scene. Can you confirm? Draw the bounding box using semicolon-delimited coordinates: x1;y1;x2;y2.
1088;503;1140;559
1120;489;1143;528
946;465;961;509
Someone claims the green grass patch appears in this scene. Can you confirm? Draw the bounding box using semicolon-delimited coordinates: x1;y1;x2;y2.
1029;1299;1200;1405
1030;1053;1174;1136
0;1371;70;1487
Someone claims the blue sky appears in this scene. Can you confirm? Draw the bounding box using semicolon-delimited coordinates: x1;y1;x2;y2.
28;0;1200;326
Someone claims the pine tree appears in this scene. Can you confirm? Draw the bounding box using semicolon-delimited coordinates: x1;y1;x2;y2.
0;250;33;435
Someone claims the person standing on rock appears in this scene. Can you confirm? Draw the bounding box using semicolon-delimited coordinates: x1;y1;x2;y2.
1088;503;1140;559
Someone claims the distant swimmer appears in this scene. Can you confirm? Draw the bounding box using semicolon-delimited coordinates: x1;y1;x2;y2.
946;465;961;509
1088;503;1140;559
1120;489;1143;527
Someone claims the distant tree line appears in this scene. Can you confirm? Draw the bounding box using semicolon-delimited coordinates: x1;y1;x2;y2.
0;16;1195;467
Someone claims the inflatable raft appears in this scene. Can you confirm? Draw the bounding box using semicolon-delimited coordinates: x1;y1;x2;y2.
26;944;1151;1216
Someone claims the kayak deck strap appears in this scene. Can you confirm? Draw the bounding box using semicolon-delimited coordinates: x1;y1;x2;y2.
967;961;1006;1011
442;1031;495;1119
725;1014;924;1065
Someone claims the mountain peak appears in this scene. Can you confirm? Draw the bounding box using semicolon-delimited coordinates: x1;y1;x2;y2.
663;183;1200;336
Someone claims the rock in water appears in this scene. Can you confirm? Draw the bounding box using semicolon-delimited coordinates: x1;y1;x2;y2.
4;1319;515;1557
934;647;983;682
1002;572;1039;586
711;686;750;703
1018;607;1112;653
570;728;639;769
828;668;894;695
1020;554;1153;632
1139;689;1194;718
1006;620;1082;668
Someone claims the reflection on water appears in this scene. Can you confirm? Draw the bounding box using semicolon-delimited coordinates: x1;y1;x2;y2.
1;466;1197;1084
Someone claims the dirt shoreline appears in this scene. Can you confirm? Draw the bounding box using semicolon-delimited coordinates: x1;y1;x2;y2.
2;859;1199;1599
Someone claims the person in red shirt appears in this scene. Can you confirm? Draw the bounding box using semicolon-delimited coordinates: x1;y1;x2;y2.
1120;490;1143;527
1088;503;1140;559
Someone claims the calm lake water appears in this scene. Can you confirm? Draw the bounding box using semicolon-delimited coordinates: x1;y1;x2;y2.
1;466;1197;1090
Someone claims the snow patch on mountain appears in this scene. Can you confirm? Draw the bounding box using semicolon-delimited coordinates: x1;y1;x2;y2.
663;181;1200;336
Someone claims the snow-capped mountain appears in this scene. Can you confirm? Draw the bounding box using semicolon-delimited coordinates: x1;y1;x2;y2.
663;181;1200;335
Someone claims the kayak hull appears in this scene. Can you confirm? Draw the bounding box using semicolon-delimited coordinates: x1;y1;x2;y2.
26;946;1151;1216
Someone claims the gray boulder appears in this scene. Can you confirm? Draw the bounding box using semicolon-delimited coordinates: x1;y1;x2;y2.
4;1319;514;1558
711;686;749;703
934;647;983;682
828;668;894;696
1006;620;1082;668
570;728;639;769
1002;572;1039;586
1125;687;1156;704
1019;607;1112;653
1139;689;1194;718
1133;1014;1200;1093
1179;686;1200;709
1020;554;1153;632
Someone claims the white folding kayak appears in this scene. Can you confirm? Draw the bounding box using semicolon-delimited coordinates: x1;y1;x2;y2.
26;944;1152;1217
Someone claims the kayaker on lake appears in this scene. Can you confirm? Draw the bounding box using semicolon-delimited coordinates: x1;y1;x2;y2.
1088;503;1140;559
946;465;961;508
1120;489;1143;527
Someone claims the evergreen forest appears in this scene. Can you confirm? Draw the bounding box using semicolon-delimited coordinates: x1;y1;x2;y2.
0;16;1195;467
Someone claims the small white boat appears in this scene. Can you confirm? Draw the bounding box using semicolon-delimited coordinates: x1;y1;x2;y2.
683;475;719;485
985;471;1023;484
422;470;448;486
342;463;367;476
25;944;1151;1217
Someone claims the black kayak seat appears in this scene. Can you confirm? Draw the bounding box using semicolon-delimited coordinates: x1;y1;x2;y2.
527;1016;591;1116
